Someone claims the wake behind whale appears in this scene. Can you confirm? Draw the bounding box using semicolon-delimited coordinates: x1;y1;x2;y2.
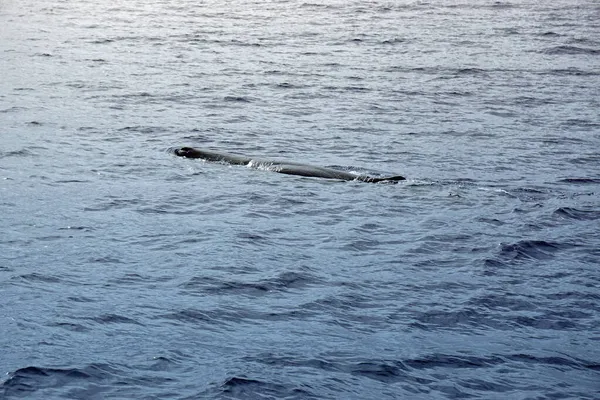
174;147;406;183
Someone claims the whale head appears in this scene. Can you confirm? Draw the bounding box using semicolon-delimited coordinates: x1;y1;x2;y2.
175;147;197;157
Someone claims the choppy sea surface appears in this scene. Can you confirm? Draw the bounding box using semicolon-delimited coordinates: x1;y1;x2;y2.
1;0;599;398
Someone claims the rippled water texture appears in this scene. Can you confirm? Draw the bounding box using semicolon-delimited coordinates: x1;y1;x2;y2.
1;0;599;398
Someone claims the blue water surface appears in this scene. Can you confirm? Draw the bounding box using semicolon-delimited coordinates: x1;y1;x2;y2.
1;0;599;398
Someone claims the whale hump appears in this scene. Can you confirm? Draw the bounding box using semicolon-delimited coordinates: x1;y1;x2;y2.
364;175;406;183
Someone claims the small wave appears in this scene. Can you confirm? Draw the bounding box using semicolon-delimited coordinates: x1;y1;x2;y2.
49;322;90;332
1;364;117;397
350;361;428;384
66;296;96;303
0;106;28;113
275;82;302;89
88;256;123;264
229;39;261;47
455;67;488;75
117;125;162;133
83;197;145;212
498;240;574;261
405;354;502;370
505;354;598;370
553;207;600;221
568;37;600;46
569;155;600;165
541;45;600;55
300;2;336;9
236;231;271;244
540;68;599;76
541;31;562;37
159;308;222;326
489;2;515;9
54;179;92;184
180;271;319;296
65;81;87;89
486;109;516;118
220;376;315;399
14;273;61;283
90;313;143;325
407;352;597;371
558;178;600;184
107;273;145;285
341;238;381;252
498;187;550;202
467;293;536;311
381;37;407;45
514;96;558;106
560;118;600;129
224;377;263;387
513;315;578;330
223;95;252;102
411;308;499;331
343;85;370;92
90;38;114;44
246;352;599;397
0;148;37;159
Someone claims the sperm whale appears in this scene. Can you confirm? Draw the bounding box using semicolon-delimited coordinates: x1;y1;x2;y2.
174;147;405;183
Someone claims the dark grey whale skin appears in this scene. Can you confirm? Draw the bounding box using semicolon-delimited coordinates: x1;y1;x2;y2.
174;147;405;183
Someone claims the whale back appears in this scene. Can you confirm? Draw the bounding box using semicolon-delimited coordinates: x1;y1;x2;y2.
175;147;252;165
271;163;359;181
360;175;406;183
174;146;405;183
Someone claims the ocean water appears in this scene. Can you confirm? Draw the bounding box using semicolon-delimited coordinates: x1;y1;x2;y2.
1;0;599;398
